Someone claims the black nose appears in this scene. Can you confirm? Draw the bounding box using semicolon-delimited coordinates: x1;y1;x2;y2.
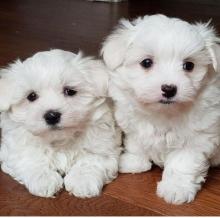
161;84;177;98
44;110;61;125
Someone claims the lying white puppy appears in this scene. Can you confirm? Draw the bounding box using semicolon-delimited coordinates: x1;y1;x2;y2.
101;14;220;204
0;49;121;198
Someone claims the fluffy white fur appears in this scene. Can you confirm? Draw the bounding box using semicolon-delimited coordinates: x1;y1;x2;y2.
0;49;121;198
101;14;220;204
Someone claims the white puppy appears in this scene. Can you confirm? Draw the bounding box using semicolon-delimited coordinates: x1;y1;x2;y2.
101;14;220;204
0;49;121;198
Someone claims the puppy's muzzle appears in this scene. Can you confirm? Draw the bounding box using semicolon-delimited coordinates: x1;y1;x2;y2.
44;110;61;126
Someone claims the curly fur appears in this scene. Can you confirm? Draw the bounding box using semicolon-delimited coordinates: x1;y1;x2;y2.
0;49;121;198
101;14;220;204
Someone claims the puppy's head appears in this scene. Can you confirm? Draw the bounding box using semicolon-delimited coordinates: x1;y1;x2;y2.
0;49;108;138
101;14;220;112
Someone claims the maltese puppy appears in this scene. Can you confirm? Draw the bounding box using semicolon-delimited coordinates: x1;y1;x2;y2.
101;14;220;204
0;49;121;198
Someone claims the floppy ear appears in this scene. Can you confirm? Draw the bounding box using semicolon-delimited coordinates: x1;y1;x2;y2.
0;60;22;112
0;71;15;112
87;59;110;98
210;43;220;73
73;52;109;98
194;22;220;72
101;18;137;70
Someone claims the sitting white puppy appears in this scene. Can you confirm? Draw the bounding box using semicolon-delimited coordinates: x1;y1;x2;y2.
101;14;220;204
0;49;121;198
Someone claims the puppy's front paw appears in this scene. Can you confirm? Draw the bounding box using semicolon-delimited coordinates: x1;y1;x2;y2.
157;180;199;204
119;152;152;173
27;171;63;198
64;172;103;198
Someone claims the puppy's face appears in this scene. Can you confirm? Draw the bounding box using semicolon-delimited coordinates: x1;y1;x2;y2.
102;15;220;111
0;50;108;138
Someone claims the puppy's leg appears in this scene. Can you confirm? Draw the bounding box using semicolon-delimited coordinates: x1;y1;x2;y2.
64;153;118;198
1;154;63;198
64;115;120;198
210;148;220;166
119;134;152;173
157;149;209;204
24;168;63;198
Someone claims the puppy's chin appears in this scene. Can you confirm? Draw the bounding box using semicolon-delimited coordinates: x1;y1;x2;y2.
137;98;193;116
27;125;81;142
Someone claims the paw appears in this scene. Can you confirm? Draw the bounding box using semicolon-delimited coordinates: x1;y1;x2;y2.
64;172;103;198
27;171;63;198
157;180;199;205
119;152;151;173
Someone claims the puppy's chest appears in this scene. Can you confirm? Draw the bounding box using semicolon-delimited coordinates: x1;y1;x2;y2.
139;124;187;166
50;151;75;175
49;141;80;175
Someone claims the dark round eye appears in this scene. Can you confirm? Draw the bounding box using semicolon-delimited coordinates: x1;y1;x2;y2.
63;87;77;96
183;61;194;72
27;91;38;102
140;58;153;69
